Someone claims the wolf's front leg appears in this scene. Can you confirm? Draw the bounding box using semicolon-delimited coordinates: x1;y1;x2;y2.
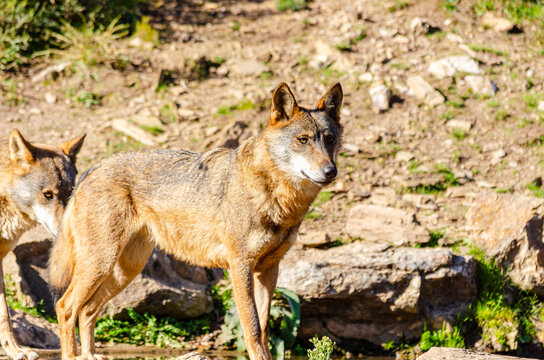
230;263;272;360
253;264;279;348
0;260;39;360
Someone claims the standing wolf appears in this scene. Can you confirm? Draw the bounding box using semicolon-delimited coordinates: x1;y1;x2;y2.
49;82;343;360
0;130;85;360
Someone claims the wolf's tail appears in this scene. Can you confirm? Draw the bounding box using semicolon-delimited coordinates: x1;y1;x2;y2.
48;217;75;304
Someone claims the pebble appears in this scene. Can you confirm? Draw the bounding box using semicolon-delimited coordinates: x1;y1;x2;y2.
465;75;498;95
369;84;392;112
44;92;56;104
406;75;445;107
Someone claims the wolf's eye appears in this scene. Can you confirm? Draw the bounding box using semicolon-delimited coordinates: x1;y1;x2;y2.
43;191;53;199
298;137;309;144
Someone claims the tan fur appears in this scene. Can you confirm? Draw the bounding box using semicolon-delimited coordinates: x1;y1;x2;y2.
49;83;343;360
0;130;85;360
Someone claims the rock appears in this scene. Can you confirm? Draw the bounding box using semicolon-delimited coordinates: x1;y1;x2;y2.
130;114;164;129
407;75;445;107
465;75;498;95
217;121;249;149
428;56;480;79
466;193;544;295
10;308;60;349
31;62;69;83
538;101;544;112
368;84;391;112
176;352;211;360
446;119;472;132
297;230;332;248
100;250;213;320
410;18;441;35
4;238;56;316
346;204;430;246
230;59;267;76
482;13;516;32
396;151;415;162
44;92;56;104
178;108;199;121
277;242;477;349
417;347;532;360
358;72;373;83
111;119;157;146
309;54;332;70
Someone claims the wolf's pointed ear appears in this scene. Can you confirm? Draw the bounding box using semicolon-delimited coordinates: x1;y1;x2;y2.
316;83;343;122
59;134;86;164
270;82;298;125
9;129;35;173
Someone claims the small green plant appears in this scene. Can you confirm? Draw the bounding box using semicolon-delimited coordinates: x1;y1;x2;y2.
76;90;103;108
452;128;466;140
231;20;240;31
486;98;500;108
95;308;210;348
305;210;323;220
527;181;544;198
307;336;335;360
441;110;455;120
419;323;465;351
335;41;352;52
1;77;24;106
440;0;460;12
495;109;509;121
312;191;332;207
416;229;445;248
140;125;164;136
446;99;465;108
132;16;159;45
388;0;410;12
468;44;508;57
105;132;144;156
4;274;53;321
216;99;256;116
159;103;177;123
277;0;307;11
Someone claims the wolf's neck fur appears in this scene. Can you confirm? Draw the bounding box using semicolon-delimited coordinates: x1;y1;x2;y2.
236;136;321;229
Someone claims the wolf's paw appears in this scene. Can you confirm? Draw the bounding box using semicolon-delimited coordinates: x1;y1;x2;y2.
3;346;39;360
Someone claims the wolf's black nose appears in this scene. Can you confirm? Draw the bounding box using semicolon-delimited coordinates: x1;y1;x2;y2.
323;164;337;180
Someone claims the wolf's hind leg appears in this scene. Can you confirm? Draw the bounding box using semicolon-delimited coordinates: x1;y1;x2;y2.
78;233;154;360
0;259;39;360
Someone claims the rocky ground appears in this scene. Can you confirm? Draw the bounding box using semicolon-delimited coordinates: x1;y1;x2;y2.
1;0;544;358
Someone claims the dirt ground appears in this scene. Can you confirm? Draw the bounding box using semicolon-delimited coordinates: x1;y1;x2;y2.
1;0;543;248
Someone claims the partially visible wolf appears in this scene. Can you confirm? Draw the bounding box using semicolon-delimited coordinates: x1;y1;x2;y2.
49;82;343;360
0;130;85;360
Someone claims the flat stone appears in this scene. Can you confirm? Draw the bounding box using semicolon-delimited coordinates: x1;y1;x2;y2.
346;204;430;246
396;151;416;162
482;13;516;32
44;92;56;104
407;75;445;107
538;100;544;112
369;84;392;112
277;242;476;348
428;56;480;79
446;119;472;132
465;75;498;95
418;347;533;359
230;59;267;76
466;193;544;296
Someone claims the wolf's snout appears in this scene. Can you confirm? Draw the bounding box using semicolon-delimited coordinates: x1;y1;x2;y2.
322;164;337;180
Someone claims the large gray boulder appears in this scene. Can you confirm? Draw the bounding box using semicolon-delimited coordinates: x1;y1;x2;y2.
277;241;476;349
466;193;544;295
10;308;59;349
100;250;214;320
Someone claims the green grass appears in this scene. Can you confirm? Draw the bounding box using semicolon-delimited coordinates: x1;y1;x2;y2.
4;275;54;322
76;90;103;108
452;128;466;140
404;163;460;194
105;132;145;156
527;181;544;198
495;109;509;121
305;210;324;219
486;98;500;108
441;110;455;120
216;99;256;116
419;323;465;351
139;125;164;136
388;0;411;11
95;308;210;348
468;44;509;57
446;99;465;108
277;0;307;11
312;191;332;207
415;229;446;248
